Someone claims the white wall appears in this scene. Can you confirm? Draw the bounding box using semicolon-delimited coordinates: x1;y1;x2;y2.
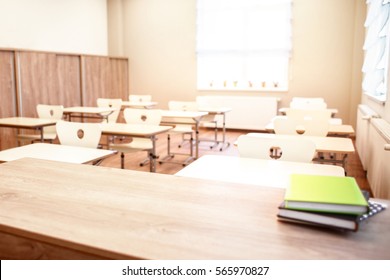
0;0;108;55
119;0;197;104
108;0;366;126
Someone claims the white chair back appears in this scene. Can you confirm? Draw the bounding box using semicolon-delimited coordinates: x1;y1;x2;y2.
237;134;316;163
168;101;199;125
123;108;162;125
56;120;102;148
97;98;122;123
273;118;329;137
168;101;198;111
285;109;332;120
37;104;64;119
129;94;152;102
290;97;327;110
37;104;64;134
291;97;325;103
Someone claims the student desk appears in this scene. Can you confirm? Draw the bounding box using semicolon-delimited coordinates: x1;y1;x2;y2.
0;117;58;143
121;101;158;109
279;107;339;117
160;110;208;159
100;123;172;172
246;133;355;169
265;119;355;137
175;155;345;188
63;106;116;123
0;143;116;165
0;158;389;260
198;106;232;151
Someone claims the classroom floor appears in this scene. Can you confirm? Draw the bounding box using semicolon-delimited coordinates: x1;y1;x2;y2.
99;128;372;195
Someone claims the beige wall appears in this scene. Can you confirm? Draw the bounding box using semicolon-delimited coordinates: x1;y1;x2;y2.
108;0;366;126
0;0;108;55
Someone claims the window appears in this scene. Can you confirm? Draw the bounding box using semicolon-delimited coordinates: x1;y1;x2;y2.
362;0;390;102
196;0;292;91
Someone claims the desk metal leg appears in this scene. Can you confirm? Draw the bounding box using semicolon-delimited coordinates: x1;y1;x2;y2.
150;136;157;172
198;113;230;151
313;153;349;175
39;127;44;142
195;121;200;158
219;113;230;151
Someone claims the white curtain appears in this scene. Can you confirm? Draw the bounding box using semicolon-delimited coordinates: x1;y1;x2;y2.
362;0;390;100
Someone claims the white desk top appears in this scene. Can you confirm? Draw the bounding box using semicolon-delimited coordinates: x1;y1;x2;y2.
175;155;345;188
121;101;158;109
63;106;115;115
198;107;232;114
279;107;339;115
0;117;57;129
266;119;355;137
161;110;208;119
100;123;172;137
1;157;389;260
0;143;116;164
160;110;209;126
271;115;342;125
247;132;355;154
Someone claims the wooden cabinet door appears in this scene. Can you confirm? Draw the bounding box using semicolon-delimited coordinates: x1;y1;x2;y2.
0;51;18;149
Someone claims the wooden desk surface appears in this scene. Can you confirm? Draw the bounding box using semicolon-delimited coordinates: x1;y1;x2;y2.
175;155;346;188
1;158;389;260
0;143;116;164
0;117;57;129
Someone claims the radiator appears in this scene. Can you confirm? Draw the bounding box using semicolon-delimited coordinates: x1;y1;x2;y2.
367;118;390;199
356;104;379;170
196;96;280;130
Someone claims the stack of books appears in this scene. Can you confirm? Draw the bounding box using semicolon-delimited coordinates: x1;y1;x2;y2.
277;174;387;232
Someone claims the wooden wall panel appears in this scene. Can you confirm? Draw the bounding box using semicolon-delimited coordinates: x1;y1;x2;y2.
0;48;128;148
81;56;110;106
18;51;59;117
57;55;82;107
0;51;18;149
109;58;129;100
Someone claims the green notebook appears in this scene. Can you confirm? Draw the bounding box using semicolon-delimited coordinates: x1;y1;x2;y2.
284;174;369;215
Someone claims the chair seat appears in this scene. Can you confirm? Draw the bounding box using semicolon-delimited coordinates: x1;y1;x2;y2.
110;138;153;152
169;125;193;133
17;132;57;141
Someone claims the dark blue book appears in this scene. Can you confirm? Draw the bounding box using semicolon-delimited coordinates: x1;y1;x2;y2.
277;199;387;232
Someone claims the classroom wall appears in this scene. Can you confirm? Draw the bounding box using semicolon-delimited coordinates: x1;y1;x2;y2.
107;0;366;127
0;0;108;55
